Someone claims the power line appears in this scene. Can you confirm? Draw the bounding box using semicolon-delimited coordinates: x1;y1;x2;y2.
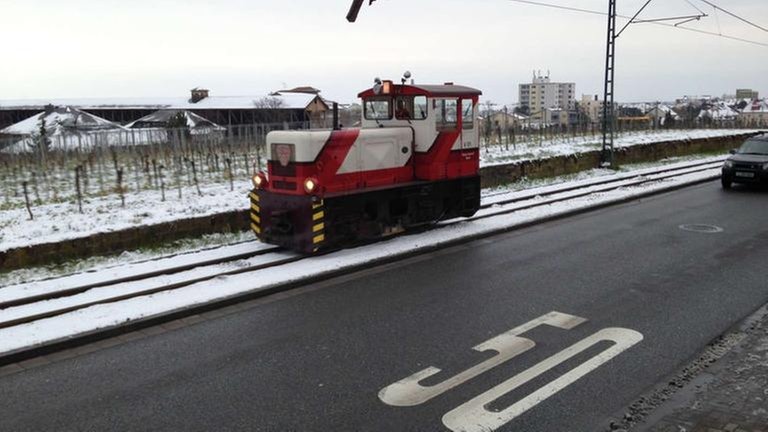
507;0;768;48
616;0;653;38
507;0;605;17
684;0;705;16
697;0;768;33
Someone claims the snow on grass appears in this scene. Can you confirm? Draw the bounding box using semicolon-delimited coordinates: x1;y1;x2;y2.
0;153;727;287
0;166;721;356
0;231;255;288
0;240;271;301
0;250;295;327
479;128;759;167
2;154;725;291
0;178;254;253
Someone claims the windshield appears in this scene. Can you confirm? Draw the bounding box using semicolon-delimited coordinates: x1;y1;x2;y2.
737;139;768;155
364;98;391;120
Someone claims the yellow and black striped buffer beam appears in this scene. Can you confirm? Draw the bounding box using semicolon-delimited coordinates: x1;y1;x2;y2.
312;200;325;250
249;191;261;237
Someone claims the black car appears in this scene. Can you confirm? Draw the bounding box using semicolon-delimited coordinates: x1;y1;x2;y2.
721;133;768;189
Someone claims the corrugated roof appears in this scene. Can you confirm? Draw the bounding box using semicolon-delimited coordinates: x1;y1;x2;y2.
0;92;321;111
1;106;123;136
125;109;224;130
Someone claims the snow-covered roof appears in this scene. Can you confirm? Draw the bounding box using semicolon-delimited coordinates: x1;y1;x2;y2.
0;92;324;111
698;102;740;119
126;109;224;130
647;104;679;117
742;100;768;113
1;106;123;136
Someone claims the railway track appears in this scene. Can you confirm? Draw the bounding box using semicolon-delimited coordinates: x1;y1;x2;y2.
0;158;724;355
465;159;725;223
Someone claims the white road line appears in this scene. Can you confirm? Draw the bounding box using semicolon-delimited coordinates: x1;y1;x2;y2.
378;311;587;407
442;327;643;432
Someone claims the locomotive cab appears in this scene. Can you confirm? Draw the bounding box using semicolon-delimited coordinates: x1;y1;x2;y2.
249;78;482;253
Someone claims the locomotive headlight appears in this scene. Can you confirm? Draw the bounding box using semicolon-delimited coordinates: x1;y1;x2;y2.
304;177;318;194
252;173;267;189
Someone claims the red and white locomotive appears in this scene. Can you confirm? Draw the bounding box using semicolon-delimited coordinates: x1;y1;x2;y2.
249;76;482;252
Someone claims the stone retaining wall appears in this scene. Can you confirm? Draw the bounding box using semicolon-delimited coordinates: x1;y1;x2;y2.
0;133;758;271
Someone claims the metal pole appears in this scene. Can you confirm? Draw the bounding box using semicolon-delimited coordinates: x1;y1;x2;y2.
601;0;617;167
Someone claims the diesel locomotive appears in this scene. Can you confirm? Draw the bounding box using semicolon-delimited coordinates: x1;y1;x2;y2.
249;77;482;252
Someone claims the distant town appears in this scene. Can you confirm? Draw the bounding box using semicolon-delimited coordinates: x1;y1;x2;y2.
0;73;765;151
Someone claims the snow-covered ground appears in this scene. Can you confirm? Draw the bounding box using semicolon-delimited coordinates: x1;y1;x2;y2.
0;179;253;252
480;128;760;166
0;231;256;288
0;162;722;356
1;129;755;256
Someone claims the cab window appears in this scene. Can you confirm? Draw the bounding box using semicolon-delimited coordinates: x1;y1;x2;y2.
435;98;458;131
364;98;392;120
461;99;474;130
395;96;428;120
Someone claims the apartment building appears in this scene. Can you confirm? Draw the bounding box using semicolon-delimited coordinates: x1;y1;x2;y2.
519;71;575;123
736;89;759;100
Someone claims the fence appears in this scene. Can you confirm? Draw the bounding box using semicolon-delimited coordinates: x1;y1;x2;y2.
0;121;308;214
478;117;762;150
1;119;762;215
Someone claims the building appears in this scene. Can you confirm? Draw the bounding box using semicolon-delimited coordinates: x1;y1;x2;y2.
646;104;680;126
675;95;713;107
519;71;575;123
578;95;603;125
0;87;332;130
0;105;127;152
126;109;225;134
697;102;740;124
484;110;528;129
1;105;123;138
736;89;759;100
739;100;768;127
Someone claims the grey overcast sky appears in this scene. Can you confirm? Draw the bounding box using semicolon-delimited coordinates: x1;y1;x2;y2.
1;0;766;104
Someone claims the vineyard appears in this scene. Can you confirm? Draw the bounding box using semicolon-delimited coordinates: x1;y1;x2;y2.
0;119;759;251
0;123;294;218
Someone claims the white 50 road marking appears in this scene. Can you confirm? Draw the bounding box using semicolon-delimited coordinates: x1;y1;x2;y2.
378;312;644;431
378;311;587;407
442;327;643;432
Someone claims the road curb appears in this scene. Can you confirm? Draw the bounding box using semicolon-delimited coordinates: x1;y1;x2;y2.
0;172;721;366
601;302;768;431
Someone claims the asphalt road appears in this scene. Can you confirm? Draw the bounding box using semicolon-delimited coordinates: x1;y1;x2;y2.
1;181;767;432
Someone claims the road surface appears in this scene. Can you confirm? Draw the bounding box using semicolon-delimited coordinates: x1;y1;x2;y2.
1;181;766;432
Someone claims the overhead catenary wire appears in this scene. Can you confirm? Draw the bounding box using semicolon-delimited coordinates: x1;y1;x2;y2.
684;0;705;16
616;0;653;38
697;0;768;33
506;0;768;48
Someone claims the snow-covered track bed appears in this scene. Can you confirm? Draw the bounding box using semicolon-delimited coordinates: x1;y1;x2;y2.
463;158;725;225
0;249;300;329
0;241;280;309
478;156;725;207
0;157;725;363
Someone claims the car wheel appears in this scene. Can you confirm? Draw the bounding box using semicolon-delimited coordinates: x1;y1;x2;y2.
721;176;732;189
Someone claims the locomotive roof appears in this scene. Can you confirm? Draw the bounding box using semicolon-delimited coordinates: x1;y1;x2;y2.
358;83;482;98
